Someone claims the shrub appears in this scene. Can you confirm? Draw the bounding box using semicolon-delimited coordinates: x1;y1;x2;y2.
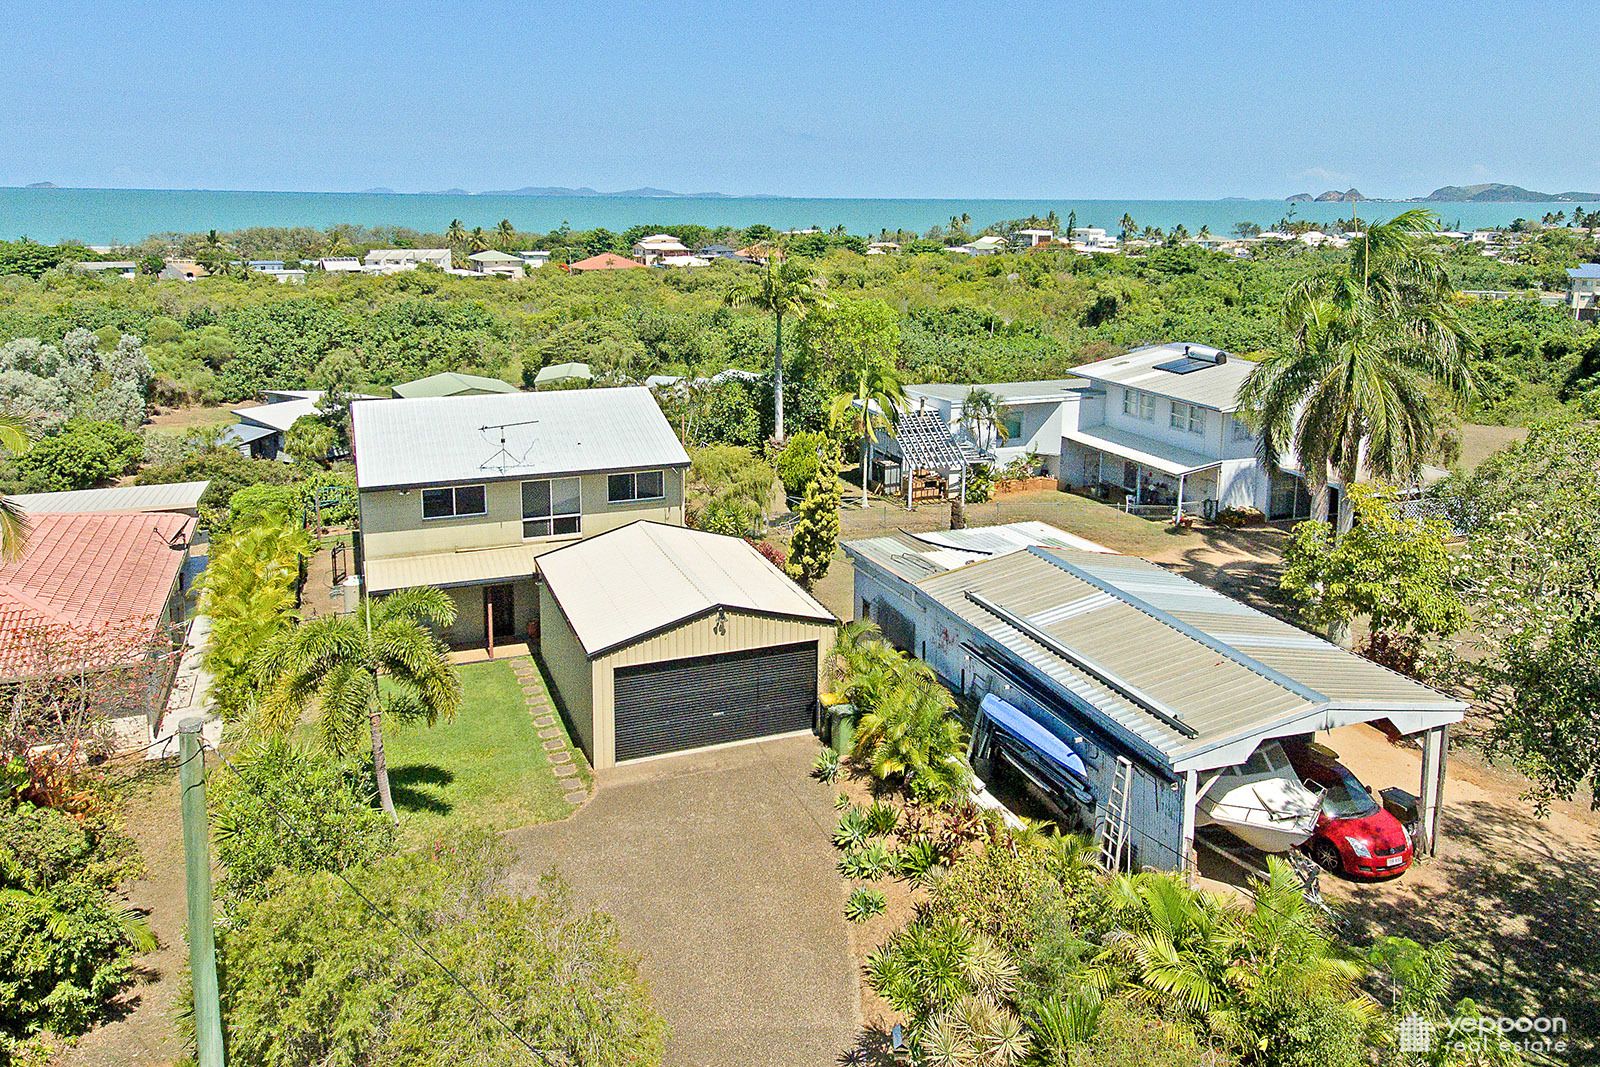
13;420;143;491
862;799;900;836
216;835;667;1065
838;841;895;881
0;802;151;1054
770;430;830;495
844;886;887;923
749;538;788;570
209;740;396;915
1213;505;1265;527
924;841;1080;950
892;837;944;886
963;462;995;503
1000;451;1041;481
851;665;970;804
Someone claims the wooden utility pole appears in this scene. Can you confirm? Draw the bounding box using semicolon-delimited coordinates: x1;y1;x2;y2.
178;718;225;1066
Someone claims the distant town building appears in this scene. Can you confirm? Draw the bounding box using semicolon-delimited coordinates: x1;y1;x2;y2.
516;250;552;269
631;233;690;264
567;252;645;273
73;260;137;279
316;256;364;272
467;249;525;277
362;248;453;273
1015;228;1055;247
1567;264;1600;321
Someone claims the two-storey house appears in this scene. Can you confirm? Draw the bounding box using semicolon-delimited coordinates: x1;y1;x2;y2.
897;379;1088;476
1058;343;1312;520
351;387;691;648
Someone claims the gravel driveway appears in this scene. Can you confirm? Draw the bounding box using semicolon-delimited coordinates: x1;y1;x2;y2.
503;734;858;1067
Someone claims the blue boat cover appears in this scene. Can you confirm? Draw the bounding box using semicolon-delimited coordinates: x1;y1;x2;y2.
980;694;1088;780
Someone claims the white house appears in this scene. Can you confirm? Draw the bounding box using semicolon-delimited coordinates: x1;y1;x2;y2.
952;235;1010;256
1566;264;1600;320
516;250;552;269
631;234;690;264
1057;343;1317;520
1015;228;1055;247
362;248;453;273
897;380;1088;476
1066;228;1119;254
317;257;364;273
467;249;525;277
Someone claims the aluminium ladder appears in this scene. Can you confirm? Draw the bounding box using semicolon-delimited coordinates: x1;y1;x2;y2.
1098;756;1134;873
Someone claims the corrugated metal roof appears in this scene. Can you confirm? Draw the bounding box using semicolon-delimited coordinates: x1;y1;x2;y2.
905;379;1089;405
222;423;277;445
538;522;835;657
1568;264;1600;279
911;522;1113;557
12;481;209;516
1071;343;1256;411
844;522;1108;584
350;386;690;490
391;372;519;399
1063;425;1221;476
853;540;1463;771
364;545;543;593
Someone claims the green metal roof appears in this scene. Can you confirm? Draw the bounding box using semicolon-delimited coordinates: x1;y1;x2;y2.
390;372;519;399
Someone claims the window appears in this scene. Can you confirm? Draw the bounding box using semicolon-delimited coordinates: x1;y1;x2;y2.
1169;401;1203;435
1230;417;1254;442
420;484;486;519
607;469;666;504
1121;388;1154;421
522;477;581;538
1000;409;1025;442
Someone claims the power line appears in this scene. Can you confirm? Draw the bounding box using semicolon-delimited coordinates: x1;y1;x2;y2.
205;743;560;1065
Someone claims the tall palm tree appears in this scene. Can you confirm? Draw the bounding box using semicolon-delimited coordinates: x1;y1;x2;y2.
0;414;32;560
724;252;826;442
1119;213;1137;242
445;218;468;248
468;226;491;253
253;588;462;823
828;362;904;508
1236;207;1473;536
495;218;516;250
959;387;1007;457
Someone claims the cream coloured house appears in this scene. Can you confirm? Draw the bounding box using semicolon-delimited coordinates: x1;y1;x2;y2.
351;387;690;647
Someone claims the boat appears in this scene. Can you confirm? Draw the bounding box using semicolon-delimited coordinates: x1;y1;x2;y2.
1195;740;1323;852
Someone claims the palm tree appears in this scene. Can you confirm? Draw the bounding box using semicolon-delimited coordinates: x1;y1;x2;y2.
0;414;32;560
253;588;462;823
1119;213;1137;242
828;362;904;508
495;218;516;250
852;660;969;803
468;226;491;253
723;252;826;442
959;387;1007;457
1237;208;1473;538
445;218;467;248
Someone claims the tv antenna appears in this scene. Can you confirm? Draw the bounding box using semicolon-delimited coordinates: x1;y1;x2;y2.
478;418;540;473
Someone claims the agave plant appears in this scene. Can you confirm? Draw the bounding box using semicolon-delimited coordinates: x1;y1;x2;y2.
862;799;900;836
839;841;895;881
811;746;841;783
844;886;887;923
892;837;945;887
833;806;871;850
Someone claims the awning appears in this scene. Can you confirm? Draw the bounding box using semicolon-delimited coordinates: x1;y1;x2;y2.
980;694;1088;780
364;545;541;593
1063;425;1221;478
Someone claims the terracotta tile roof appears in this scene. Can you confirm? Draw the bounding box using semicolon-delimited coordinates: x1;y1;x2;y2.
0;512;195;676
567;252;645;272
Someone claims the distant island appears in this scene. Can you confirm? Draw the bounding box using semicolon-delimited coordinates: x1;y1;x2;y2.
474;186;734;198
24;181;57;189
1422;182;1600;203
1287;188;1364;203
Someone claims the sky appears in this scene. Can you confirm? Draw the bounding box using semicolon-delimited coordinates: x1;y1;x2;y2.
2;0;1595;200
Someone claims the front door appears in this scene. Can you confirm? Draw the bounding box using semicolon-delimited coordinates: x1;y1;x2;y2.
483;584;516;642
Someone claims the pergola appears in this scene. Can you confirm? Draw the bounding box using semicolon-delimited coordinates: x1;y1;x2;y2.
892;410;968;507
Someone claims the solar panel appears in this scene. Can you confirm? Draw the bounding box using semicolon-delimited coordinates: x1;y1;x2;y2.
1154;356;1211;374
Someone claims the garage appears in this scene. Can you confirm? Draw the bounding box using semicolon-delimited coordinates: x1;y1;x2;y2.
536;521;837;769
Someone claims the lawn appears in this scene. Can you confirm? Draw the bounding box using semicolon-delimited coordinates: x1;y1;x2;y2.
143;404;239;433
381;657;575;846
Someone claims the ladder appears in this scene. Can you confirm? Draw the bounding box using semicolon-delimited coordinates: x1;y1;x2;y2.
1098;756;1134;873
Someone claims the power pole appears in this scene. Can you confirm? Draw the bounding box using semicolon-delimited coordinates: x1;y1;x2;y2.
179;718;226;1066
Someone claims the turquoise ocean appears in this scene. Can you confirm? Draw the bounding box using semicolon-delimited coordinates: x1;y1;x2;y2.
0;187;1590;245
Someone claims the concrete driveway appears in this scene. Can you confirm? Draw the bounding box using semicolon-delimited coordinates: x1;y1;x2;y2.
503;734;859;1067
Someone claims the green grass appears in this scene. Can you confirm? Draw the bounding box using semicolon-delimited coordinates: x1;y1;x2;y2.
382;658;574;846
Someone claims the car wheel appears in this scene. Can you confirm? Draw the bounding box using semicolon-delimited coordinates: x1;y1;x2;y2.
1309;839;1343;874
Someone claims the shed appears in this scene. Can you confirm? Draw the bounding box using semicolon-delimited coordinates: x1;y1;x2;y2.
390;372;519;399
533;362;593;387
538;522;837;768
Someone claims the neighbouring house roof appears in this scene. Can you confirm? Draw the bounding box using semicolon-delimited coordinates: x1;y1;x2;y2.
233;391;378;433
222;422;277;446
468;249;523;263
0;511;195;677
890;409;967;470
847;537;1465;772
533;362;594;385
365;545;543;594
1568;264;1600;279
391;372;519;399
1071;343;1255;412
538;521;834;657
568;252;644;272
364;248;450;264
350;385;690;490
905;379;1089;406
11;481;209;516
846;522;1112;583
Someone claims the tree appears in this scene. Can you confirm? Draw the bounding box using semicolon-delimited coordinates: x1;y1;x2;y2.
960;387;1008;456
215;835;667;1066
850;658;969;803
724;252;827;442
1237;208;1474;539
1441;419;1600;809
469;226;491;253
1119;214;1137;242
13;420;143;492
821;307;905;508
786;451;841;590
445;218;467;252
0;414;33;560
283;414;336;466
495;218;517;250
253;588;462;823
199;515;310;718
1278;484;1466;649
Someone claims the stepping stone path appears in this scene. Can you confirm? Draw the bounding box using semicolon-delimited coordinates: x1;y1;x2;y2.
507;655;591;811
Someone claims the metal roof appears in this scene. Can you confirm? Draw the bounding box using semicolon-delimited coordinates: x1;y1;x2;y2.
350;386;690;490
1063;424;1222;476
222;422;277;446
1070;343;1256;412
11;481;209;516
850;539;1463;772
538;522;835;657
533;362;593;384
364;545;542;593
843;522;1109;584
893;409;967;470
391;372;519;399
904;379;1089;405
1568;264;1600;279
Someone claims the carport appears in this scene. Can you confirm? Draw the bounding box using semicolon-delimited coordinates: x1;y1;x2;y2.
537;522;837;769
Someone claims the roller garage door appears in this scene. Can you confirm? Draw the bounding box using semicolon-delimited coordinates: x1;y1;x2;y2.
612;641;819;762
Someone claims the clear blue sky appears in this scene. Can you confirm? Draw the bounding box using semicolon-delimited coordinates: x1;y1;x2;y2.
2;0;1593;199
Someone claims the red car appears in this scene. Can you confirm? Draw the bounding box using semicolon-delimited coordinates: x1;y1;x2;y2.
1282;741;1412;880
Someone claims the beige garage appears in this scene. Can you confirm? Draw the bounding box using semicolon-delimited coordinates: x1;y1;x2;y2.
537;522;837;769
